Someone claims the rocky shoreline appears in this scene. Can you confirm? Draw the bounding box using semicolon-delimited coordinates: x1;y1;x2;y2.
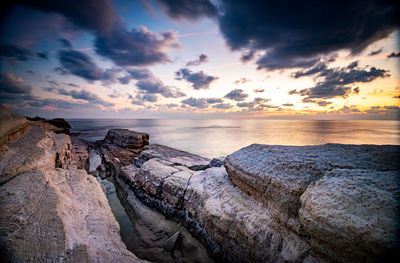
1;105;399;262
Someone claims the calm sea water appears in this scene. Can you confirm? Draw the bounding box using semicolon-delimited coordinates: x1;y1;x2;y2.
67;119;400;158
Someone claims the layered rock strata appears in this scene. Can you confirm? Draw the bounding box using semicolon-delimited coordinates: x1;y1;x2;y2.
0;108;143;262
96;129;399;263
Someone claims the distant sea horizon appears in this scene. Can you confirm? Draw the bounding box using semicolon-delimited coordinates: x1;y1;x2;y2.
68;118;400;158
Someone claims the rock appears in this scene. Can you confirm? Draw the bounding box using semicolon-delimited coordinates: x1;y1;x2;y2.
44;118;71;134
0;107;144;262
299;169;400;262
105;129;149;152
163;232;180;252
116;142;400;263
70;136;89;169
26;116;46;121
0;104;29;150
0;125;71;185
209;156;225;167
88;150;102;173
224;143;400;233
136;144;210;170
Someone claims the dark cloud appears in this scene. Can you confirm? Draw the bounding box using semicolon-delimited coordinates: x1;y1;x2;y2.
206;98;223;104
37;51;48;60
393;95;400;99
156;0;217;21
293;62;327;78
282;103;294;107
127;68;154;81
240;50;255;62
317;101;332;107
253;88;265;93
10;1;179;68
95;27;180;67
0;72;32;95
186;54;209;66
213;103;232;109
234;77;251;84
58;49;103;81
136;93;158;102
368;48;383;56
175;68;218;89
158;0;399;70
181;97;209;108
46;87;114;107
387;52;400;58
136;79;185;98
224;89;248;101
290;62;389;99
60;38;72;48
0;44;33;61
15;0;120;35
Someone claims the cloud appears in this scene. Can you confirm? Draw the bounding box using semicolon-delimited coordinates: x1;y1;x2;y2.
236;97;270;109
234;77;251;84
136;78;185;98
46;87;114;107
368;48;383;56
317;101;332;107
135;93;158;102
387;52;400;58
175;68;218;89
0;44;33;62
213;103;232;109
58;49;103;81
157;0;399;70
37;51;48;60
11;1;180;68
253;88;265;93
186;54;209;66
282;103;294;107
289;62;390;99
293;62;327;78
206;98;223;104
181;97;209;108
156;0;217;21
240;50;255;62
60;38;72;48
95;27;180;67
0;72;32;95
15;0;120;35
224;89;248;101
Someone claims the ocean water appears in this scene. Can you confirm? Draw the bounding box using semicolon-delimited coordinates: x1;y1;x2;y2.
68;119;400;158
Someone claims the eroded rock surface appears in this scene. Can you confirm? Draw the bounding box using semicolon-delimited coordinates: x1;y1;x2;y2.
0;105;29;152
136;144;210;170
113;141;399;263
105;129;149;153
0;107;143;262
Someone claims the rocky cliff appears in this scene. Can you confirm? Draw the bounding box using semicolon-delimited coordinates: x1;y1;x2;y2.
91;129;400;263
0;107;143;262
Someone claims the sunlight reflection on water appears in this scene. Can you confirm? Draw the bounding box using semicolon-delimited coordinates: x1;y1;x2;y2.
68;119;399;158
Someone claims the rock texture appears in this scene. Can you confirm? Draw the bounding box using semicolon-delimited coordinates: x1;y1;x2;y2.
105;129;149;153
111;140;399;263
0;105;29;152
0;107;143;262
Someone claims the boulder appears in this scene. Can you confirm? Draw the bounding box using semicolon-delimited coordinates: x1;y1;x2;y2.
104;129;149;152
88;150;102;173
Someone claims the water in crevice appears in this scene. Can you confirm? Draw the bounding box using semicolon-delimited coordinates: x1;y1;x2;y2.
97;177;214;263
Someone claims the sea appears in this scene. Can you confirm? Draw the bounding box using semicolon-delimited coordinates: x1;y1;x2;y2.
67;119;400;158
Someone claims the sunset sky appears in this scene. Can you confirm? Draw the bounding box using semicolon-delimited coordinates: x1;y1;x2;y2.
0;0;399;119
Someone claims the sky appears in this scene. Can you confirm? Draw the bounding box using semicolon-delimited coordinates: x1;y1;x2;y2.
0;0;399;119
